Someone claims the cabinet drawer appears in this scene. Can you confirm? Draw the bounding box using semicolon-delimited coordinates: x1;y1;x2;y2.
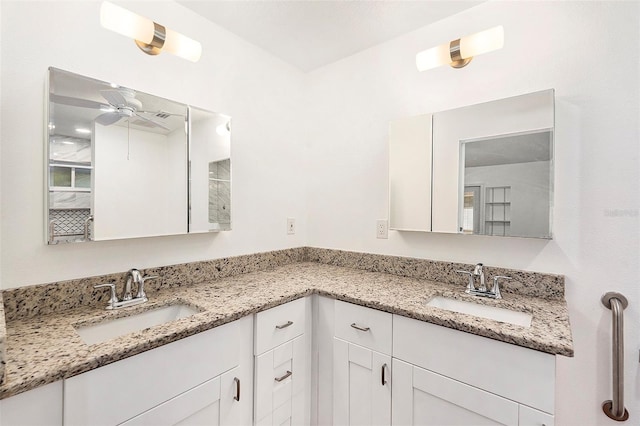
393;314;555;414
334;300;392;355
255;297;306;355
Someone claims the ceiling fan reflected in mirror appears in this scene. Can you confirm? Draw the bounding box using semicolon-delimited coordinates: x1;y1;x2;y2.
50;89;173;131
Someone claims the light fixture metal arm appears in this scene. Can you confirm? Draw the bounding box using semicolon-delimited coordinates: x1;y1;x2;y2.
449;38;472;68
135;22;166;55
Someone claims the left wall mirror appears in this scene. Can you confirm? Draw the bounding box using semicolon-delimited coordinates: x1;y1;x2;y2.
46;67;231;244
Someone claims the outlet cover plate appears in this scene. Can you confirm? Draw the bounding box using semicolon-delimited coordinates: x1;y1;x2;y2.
377;219;388;239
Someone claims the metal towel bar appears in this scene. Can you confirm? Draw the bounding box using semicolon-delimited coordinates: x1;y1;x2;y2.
601;292;629;421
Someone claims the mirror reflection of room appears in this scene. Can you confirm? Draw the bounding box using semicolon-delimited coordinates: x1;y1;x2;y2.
460;130;553;238
47;68;231;244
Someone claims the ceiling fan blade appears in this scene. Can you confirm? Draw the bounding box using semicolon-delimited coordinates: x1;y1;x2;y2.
134;112;171;130
50;94;109;110
138;110;184;117
95;112;122;126
100;89;128;106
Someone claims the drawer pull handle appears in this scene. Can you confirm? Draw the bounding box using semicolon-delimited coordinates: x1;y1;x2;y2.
233;377;240;401
350;323;370;332
275;370;293;382
275;320;294;329
381;363;388;386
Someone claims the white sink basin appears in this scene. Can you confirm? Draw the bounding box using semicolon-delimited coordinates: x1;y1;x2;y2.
426;296;532;328
75;304;200;345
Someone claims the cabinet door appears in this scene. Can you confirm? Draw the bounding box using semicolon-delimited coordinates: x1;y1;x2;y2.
255;335;307;425
0;381;63;426
392;359;519;426
333;337;391;426
64;319;242;425
519;405;554;426
121;366;243;426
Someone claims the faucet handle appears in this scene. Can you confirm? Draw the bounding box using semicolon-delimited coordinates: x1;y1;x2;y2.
456;270;476;292
95;283;118;309
136;275;158;299
491;276;511;299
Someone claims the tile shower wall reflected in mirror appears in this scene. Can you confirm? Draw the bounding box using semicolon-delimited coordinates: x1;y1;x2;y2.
209;159;231;230
48;136;93;243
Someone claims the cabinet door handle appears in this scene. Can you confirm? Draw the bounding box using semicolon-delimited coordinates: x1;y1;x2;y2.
233;377;240;401
381;363;388;386
275;370;293;382
275;320;294;329
350;323;370;332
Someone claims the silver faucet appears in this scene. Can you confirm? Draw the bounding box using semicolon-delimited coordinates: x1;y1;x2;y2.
473;263;486;291
122;269;143;301
95;268;158;310
456;263;510;299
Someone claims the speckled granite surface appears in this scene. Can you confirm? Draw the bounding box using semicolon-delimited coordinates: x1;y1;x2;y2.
0;248;573;400
306;248;565;300
2;247;564;322
0;292;5;384
2;247;307;321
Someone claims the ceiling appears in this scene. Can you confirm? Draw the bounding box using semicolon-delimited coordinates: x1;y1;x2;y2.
464;131;552;168
177;0;485;72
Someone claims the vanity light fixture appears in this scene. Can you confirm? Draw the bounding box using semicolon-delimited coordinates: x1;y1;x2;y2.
416;26;504;71
75;128;91;134
100;1;202;63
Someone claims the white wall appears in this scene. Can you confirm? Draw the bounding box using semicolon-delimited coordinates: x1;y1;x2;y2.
0;0;308;286
93;123;186;240
306;1;639;424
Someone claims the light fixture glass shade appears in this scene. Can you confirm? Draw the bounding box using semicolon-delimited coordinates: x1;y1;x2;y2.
459;26;504;59
164;28;202;63
100;2;155;45
100;1;202;62
415;25;504;71
415;43;451;72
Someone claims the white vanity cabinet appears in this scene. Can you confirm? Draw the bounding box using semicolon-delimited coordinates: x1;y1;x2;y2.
332;300;392;426
393;359;521;425
121;366;243;426
64;315;253;426
254;297;311;426
392;314;556;426
0;381;63;425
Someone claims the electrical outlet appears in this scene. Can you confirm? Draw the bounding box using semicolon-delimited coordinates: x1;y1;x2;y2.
376;220;388;239
287;218;296;235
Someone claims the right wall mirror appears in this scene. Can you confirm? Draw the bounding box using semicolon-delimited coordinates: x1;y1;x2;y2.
390;89;554;239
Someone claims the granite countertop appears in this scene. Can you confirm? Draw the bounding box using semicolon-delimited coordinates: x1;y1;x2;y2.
0;262;573;399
